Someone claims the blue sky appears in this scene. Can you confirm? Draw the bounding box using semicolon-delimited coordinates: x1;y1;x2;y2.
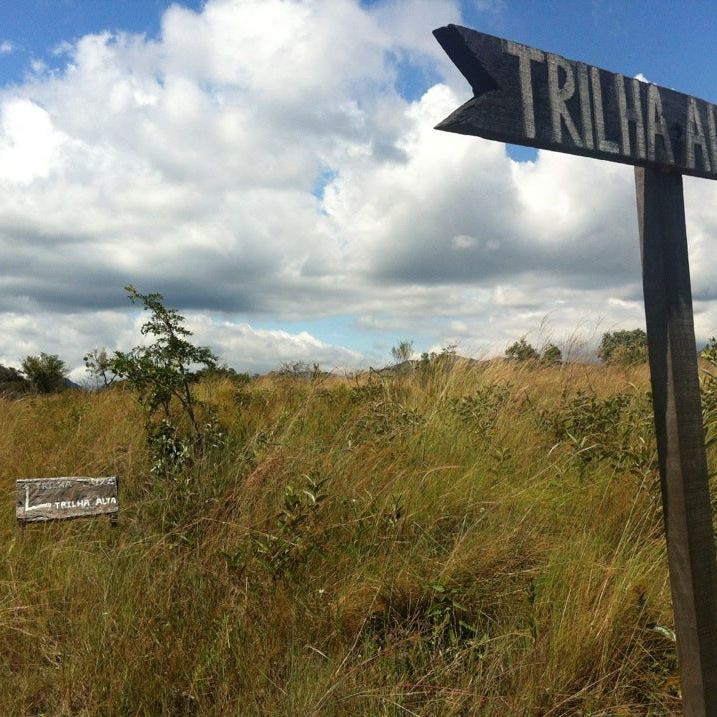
2;2;714;102
0;0;716;375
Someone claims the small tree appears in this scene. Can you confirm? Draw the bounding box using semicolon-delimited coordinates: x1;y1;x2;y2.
84;348;116;389
108;286;218;435
541;343;562;364
21;353;68;393
391;339;414;364
505;338;539;362
598;329;648;366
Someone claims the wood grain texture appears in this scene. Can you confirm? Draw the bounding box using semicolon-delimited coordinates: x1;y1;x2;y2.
435;25;717;179
16;476;119;523
636;167;717;715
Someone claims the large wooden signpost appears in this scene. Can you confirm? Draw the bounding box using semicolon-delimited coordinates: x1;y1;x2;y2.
435;24;717;715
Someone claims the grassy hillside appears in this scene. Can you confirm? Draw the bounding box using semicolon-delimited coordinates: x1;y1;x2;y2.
0;357;704;715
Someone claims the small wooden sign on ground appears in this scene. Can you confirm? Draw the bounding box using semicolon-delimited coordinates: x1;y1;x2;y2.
16;476;119;524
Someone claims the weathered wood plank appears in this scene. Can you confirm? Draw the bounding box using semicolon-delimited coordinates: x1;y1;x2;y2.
16;476;119;523
636;166;717;715
434;25;717;179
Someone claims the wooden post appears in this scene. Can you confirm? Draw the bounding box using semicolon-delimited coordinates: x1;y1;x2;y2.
636;166;717;715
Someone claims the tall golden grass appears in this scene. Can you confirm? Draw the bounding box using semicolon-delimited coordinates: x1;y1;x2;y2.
0;358;691;715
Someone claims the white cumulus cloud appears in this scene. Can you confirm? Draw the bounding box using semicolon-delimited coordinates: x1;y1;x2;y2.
0;0;716;375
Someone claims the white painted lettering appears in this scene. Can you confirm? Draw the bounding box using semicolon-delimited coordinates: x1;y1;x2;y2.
707;104;717;170
647;84;674;164
576;63;594;148
614;74;630;155
547;53;582;146
614;75;646;158
590;67;619;154
629;78;646;159
686;97;711;171
504;41;545;139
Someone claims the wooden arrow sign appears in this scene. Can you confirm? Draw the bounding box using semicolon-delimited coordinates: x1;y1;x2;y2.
435;24;717;716
434;24;717;180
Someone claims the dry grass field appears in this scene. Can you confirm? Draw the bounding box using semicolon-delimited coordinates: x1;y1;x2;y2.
1;356;705;715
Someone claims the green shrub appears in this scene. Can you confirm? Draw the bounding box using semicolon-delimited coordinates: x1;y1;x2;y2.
21;352;68;393
598;329;648;366
505;338;539;361
541;343;562;364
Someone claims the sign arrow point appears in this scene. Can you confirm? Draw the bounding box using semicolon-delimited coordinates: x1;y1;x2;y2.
433;25;501;98
433;25;501;135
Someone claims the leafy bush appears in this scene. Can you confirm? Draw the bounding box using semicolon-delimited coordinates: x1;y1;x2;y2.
21;353;68;394
247;473;331;578
701;337;717;366
505;337;539;361
598;329;648;366
541;343;562;364
147;418;192;477
350;381;383;404
450;382;512;434
352;398;424;443
541;387;657;480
